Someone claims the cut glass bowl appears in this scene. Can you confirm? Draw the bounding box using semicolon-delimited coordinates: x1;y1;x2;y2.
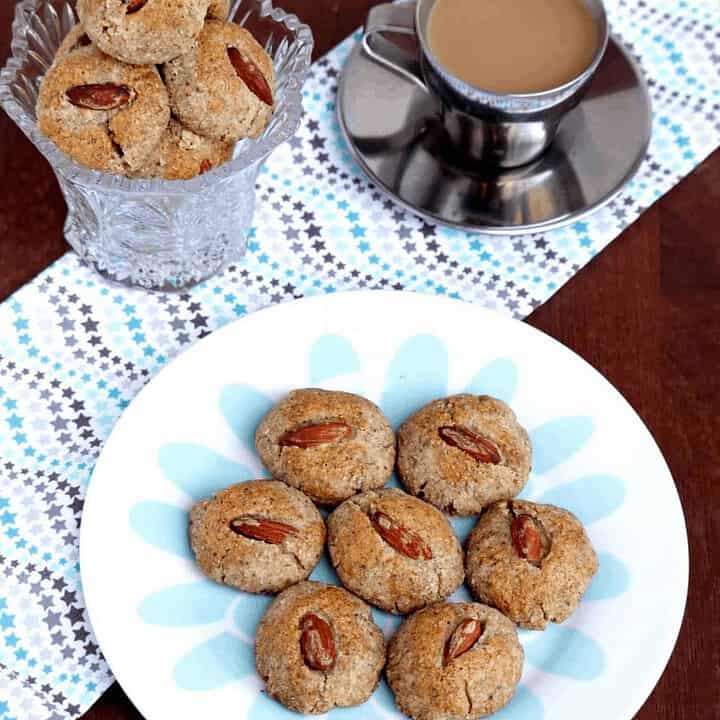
0;0;313;289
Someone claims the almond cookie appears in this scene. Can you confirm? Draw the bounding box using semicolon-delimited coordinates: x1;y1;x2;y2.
54;23;93;63
133;118;234;179
76;0;228;66
328;488;464;614
466;500;598;630
256;581;386;714
164;19;275;142
397;394;531;515
189;480;325;594
255;389;395;506
387;602;524;720
36;46;169;175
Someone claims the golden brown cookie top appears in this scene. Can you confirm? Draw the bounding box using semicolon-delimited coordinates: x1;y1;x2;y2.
54;23;93;63
133;118;234;179
328;488;464;614
189;480;325;594
77;0;225;65
387;602;524;720
163;20;276;142
255;388;395;506
256;581;386;714
36;46;169;174
465;499;598;629
397;394;532;515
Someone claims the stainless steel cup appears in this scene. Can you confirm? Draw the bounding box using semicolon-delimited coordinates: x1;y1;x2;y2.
362;0;609;168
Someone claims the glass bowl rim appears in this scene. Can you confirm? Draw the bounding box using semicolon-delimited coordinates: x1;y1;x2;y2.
0;0;314;194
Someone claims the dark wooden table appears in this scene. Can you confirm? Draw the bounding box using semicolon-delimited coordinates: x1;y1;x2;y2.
1;1;718;718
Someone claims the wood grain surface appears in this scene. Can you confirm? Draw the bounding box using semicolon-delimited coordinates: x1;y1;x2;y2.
1;1;718;718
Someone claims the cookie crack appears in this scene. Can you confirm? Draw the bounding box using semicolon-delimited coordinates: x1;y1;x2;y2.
284;546;305;573
433;560;444;599
464;678;474;715
106;121;125;159
217;543;234;584
313;672;330;713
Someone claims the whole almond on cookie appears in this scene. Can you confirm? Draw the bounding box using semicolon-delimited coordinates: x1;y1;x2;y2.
444;618;484;665
370;510;433;560
124;0;147;13
279;421;353;448
510;513;545;565
66;83;131;111
438;425;501;464
227;46;274;106
229;516;298;544
300;613;336;671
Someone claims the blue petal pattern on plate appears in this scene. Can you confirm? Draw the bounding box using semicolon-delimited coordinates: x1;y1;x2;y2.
465;357;519;403
159;444;254;501
219;384;274;452
129;333;630;717
491;686;544;719
539;474;625;525
234;594;272;637
173;632;254;691
585;552;631;601
524;625;605;682
381;334;448;427
310;334;361;383
130;501;191;559
140;582;236;627
530;417;594;474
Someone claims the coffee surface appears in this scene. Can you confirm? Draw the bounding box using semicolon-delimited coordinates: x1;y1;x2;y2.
427;0;600;94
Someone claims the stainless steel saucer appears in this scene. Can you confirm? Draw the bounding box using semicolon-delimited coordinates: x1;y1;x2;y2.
337;36;652;235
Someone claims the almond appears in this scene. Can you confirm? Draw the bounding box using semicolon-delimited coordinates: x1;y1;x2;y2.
444;618;484;665
125;0;148;13
279;421;352;449
227;46;274;106
370;510;433;560
511;513;544;565
438;425;501;464
229;516;298;544
300;613;336;671
66;83;131;111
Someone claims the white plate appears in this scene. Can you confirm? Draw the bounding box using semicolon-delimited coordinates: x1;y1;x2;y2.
81;291;688;720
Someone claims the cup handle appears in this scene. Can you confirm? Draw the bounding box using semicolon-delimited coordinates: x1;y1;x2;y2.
361;2;429;93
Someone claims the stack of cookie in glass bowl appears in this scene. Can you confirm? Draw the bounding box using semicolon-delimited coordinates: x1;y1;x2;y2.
189;388;599;719
36;0;275;179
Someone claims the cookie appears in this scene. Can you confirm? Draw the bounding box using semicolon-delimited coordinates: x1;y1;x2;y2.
36;46;169;174
397;394;531;515
189;480;325;594
465;500;598;629
164;19;275;142
387;602;524;720
133;118;234;179
54;23;93;63
76;0;227;66
255;389;395;506
327;488;464;614
256;581;386;714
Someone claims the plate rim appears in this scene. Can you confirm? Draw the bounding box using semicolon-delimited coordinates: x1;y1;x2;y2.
80;290;688;720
